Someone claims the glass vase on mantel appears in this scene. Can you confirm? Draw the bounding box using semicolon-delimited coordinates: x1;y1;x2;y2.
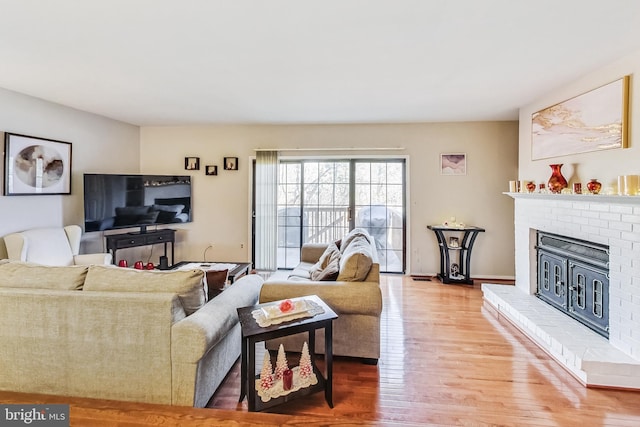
547;164;568;194
587;179;602;194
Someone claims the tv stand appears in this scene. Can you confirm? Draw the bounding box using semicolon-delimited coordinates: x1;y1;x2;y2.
106;229;176;267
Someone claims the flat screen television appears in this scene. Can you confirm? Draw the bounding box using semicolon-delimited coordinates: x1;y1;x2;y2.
83;173;192;233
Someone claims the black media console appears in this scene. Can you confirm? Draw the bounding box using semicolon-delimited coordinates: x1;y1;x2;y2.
105;229;176;268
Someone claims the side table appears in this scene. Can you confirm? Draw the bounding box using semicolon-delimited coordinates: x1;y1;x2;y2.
236;295;338;412
105;229;175;267
427;225;485;284
171;261;251;284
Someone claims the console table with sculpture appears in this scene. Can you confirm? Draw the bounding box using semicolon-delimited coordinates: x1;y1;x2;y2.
427;225;485;285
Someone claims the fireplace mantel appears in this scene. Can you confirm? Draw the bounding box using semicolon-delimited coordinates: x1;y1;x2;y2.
504;191;640;205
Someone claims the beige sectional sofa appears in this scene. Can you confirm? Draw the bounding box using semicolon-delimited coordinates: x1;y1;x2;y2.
0;260;262;407
260;228;382;363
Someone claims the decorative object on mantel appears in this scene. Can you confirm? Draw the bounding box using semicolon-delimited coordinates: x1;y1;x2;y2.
531;76;630;160
547;164;568;194
587;179;602;194
573;183;582;194
256;342;318;402
617;176;624;195
623;175;639;195
538;183;546;193
518;180;526;193
526;182;536;193
508;180;517;192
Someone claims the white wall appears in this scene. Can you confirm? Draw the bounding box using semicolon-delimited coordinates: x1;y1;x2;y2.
0;87;139;257
518;48;640;186
140;122;518;277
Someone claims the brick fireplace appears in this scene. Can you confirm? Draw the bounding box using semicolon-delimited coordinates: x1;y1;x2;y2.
482;193;640;389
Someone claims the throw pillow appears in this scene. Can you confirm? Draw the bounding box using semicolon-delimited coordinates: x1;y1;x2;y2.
0;261;88;290
83;265;206;315
311;249;341;281
308;242;341;278
336;238;373;281
205;269;228;300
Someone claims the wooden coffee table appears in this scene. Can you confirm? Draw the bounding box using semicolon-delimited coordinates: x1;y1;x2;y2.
171;261;251;284
236;295;338;412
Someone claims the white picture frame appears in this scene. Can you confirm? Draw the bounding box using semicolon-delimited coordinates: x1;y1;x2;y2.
440;153;466;175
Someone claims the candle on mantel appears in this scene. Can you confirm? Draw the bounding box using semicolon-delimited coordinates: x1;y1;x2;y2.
624;175;639;195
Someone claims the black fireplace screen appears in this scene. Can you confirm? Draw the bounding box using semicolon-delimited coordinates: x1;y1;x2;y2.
536;232;609;338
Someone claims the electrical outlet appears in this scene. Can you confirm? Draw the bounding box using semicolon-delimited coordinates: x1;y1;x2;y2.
240;243;244;249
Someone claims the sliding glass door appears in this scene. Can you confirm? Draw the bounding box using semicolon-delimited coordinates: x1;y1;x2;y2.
275;159;405;273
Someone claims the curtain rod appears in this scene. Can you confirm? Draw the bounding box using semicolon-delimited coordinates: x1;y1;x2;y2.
254;147;405;152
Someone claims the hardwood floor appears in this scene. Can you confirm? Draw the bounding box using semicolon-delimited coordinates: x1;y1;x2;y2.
3;275;640;426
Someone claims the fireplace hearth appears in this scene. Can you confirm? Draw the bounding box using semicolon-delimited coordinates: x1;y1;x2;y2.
536;232;609;337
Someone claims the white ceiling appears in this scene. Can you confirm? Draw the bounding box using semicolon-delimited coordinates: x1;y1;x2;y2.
1;0;640;126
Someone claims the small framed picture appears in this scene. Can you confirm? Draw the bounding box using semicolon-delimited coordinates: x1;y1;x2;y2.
224;157;238;171
449;236;460;248
441;153;466;175
185;157;200;171
205;165;218;176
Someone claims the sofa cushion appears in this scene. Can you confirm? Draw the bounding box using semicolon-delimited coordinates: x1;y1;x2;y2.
337;237;374;281
287;270;311;280
14;227;76;266
0;261;88;290
340;228;374;253
83;265;206;315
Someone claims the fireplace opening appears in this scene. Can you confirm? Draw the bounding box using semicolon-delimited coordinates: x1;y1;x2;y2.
536;231;610;338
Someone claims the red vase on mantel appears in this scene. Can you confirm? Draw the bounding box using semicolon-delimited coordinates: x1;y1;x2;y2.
548;164;568;194
587;179;602;194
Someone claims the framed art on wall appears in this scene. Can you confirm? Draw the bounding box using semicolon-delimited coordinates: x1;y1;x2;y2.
224;157;238;170
205;165;218;176
3;133;72;195
440;153;466;175
185;157;200;170
531;76;630;160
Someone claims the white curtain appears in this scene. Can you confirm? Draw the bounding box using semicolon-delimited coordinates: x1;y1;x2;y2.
255;150;279;271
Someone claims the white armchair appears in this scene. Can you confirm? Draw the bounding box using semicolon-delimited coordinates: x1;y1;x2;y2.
4;225;112;266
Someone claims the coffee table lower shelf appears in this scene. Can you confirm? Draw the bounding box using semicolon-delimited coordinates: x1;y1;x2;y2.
251;365;327;411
